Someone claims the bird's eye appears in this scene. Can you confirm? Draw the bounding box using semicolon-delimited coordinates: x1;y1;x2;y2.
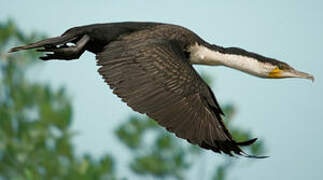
278;64;284;70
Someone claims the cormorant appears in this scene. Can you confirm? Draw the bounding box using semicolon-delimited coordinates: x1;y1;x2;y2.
9;22;314;158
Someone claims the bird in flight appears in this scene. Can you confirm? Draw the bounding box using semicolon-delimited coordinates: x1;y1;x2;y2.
9;22;314;158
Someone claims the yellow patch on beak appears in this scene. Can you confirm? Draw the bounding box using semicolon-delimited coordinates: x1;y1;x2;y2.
268;67;283;78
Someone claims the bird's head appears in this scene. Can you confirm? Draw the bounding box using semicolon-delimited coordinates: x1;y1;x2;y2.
218;47;315;81
263;59;314;81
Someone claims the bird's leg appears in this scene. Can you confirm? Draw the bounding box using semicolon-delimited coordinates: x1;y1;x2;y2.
38;34;90;61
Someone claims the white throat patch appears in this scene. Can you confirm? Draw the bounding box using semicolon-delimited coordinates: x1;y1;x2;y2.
188;43;271;77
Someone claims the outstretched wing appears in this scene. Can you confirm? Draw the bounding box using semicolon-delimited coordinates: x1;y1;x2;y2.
97;38;256;156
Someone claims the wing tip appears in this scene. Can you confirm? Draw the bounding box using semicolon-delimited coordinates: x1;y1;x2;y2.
240;152;269;159
236;138;258;146
236;138;269;159
200;139;269;159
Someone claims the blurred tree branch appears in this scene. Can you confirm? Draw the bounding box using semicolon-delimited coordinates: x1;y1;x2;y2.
0;19;116;180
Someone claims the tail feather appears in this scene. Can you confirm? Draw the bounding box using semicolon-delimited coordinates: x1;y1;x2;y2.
8;35;78;53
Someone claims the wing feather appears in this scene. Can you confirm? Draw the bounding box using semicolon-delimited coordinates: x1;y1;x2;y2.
96;38;256;156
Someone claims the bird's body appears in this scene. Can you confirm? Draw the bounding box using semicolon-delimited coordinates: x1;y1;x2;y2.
9;22;314;158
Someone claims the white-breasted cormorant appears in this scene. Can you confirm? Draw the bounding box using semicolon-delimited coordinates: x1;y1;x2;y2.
9;22;314;158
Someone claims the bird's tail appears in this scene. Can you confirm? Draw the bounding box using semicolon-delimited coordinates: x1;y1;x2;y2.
8;27;90;61
8;34;78;53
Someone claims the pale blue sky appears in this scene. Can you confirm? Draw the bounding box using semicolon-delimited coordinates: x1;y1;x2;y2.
2;0;323;179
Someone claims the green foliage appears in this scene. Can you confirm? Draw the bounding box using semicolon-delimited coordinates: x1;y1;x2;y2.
213;163;228;180
0;20;116;180
116;116;157;149
116;116;198;179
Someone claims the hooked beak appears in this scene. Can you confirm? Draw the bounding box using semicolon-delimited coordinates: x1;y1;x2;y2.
281;68;315;82
268;67;314;82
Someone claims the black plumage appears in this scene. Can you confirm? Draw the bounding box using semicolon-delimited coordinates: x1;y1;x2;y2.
9;22;263;157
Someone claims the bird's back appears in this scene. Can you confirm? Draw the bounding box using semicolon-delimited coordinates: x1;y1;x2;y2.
62;22;204;53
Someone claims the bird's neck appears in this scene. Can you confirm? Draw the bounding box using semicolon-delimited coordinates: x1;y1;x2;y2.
188;43;268;77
